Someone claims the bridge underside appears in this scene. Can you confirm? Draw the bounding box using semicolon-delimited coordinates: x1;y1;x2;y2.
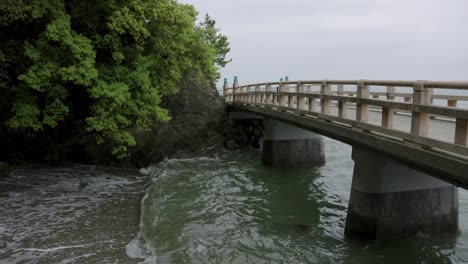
228;105;465;240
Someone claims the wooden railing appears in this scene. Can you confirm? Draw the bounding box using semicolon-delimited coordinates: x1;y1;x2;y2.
224;80;468;159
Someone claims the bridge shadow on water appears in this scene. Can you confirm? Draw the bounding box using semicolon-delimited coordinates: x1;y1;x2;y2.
220;150;347;263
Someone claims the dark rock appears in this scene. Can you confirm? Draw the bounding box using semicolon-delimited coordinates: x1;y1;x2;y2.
223;119;264;149
225;140;240;150
0;162;9;177
0;162;8;172
0;162;9;178
128;76;226;167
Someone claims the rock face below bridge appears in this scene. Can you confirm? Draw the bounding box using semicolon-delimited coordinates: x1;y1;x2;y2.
223;119;264;150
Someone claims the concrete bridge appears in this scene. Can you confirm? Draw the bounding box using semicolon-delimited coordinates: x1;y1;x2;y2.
223;78;468;240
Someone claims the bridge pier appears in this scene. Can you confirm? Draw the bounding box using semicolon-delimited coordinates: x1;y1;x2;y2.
262;118;325;167
345;147;458;240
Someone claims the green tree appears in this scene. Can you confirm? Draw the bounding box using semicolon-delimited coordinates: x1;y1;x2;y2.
200;14;231;77
1;0;230;159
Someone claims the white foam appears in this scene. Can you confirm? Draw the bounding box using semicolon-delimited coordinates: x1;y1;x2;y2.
126;186;158;263
21;244;90;252
139;167;152;176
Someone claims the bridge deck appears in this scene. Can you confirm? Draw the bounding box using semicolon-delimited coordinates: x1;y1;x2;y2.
224;79;468;188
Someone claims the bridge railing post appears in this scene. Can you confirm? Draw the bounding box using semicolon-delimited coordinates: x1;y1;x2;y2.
288;83;295;109
308;84;317;113
280;81;288;108
266;83;273;105
382;86;395;128
411;81;432;137
245;85;249;104
233;77;239;103
337;84;346;118
455;118;468;146
387;86;396;100
297;82;306;111
255;85;260;104
448;99;457;107
223;78;228;102
321;81;331;115
356;81;369;122
246;86;249;104
308;97;315;112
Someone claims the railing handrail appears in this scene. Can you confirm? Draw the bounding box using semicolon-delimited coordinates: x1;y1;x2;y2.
228;79;468;90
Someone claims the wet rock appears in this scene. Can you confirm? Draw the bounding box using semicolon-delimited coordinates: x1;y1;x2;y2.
139;168;151;176
129;77;226;167
0;162;9;177
225;140;240;150
223;119;264;149
0;162;8;171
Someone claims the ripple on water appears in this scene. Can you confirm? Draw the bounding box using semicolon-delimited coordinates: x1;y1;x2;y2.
0;165;147;263
130;141;468;264
2;140;468;263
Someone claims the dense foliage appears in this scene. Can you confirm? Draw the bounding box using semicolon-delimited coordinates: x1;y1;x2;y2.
0;0;230;158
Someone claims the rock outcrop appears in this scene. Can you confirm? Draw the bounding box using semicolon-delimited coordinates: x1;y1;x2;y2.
223;119;264;150
129;77;226;166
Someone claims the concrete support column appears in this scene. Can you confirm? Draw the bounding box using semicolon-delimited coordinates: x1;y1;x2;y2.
262;119;325;167
345;147;458;240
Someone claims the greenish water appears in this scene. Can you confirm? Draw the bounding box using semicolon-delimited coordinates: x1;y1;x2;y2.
2;139;468;263
131;139;468;263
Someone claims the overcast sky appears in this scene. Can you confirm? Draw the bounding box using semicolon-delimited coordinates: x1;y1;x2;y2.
179;0;468;87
